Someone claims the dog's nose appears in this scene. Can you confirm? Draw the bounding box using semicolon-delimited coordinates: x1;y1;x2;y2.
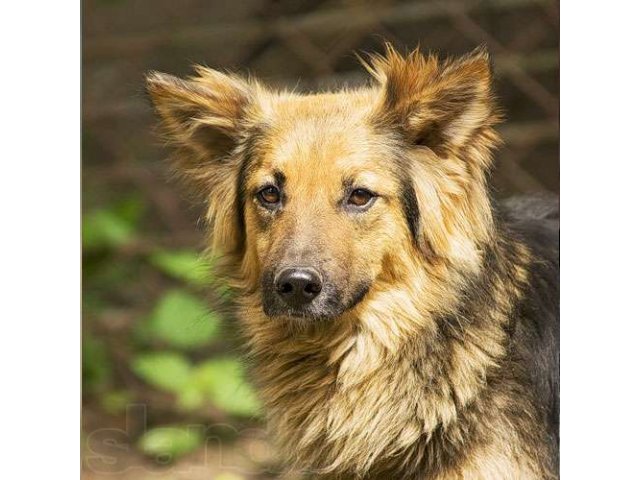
275;267;323;307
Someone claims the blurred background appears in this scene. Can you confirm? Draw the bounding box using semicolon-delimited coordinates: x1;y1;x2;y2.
82;0;559;478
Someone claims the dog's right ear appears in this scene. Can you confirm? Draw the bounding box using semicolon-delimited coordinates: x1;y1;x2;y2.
365;45;498;161
146;67;253;188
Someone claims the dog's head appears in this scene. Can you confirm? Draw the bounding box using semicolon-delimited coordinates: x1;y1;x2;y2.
147;46;499;323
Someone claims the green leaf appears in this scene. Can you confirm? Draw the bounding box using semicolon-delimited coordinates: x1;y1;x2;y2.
82;197;144;251
193;358;261;417
137;426;203;462
131;352;192;393
149;250;213;287
176;383;206;411
83;210;133;250
145;290;220;349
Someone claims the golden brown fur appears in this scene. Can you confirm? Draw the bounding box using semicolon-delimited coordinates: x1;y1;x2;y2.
147;45;559;479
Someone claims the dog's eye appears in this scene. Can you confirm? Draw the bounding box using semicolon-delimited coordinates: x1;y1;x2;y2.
348;189;375;208
258;186;281;206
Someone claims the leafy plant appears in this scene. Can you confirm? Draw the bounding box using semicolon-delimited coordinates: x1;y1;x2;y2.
82;197;144;251
191;358;261;417
131;352;261;417
137;425;203;461
143;289;220;349
131;352;192;392
100;390;133;415
149;249;213;287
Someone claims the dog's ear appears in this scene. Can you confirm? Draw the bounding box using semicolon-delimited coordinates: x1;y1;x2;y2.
146;68;256;255
146;67;253;189
367;46;500;264
367;45;499;158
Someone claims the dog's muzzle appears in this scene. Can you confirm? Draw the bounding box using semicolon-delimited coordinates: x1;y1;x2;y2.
262;264;369;320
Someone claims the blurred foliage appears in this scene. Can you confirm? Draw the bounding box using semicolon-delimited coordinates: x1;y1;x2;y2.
99;389;134;415
82;195;261;463
82;333;112;392
132;352;193;393
141;289;220;349
149;250;213;287
189;358;261;416
132;353;261;416
137;425;203;461
82;197;143;251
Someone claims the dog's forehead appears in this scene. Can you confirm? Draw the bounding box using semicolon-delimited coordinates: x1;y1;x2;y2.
253;90;387;173
266;89;377;117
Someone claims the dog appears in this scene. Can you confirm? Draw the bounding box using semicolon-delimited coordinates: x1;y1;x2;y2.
146;44;559;479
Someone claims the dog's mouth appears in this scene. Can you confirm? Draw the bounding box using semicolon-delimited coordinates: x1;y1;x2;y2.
261;280;371;321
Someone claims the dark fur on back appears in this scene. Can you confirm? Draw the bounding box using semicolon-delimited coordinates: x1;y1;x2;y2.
399;195;561;479
501;194;560;450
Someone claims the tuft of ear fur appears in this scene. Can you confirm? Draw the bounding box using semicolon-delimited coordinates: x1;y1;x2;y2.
366;44;500;158
364;45;501;265
146;67;257;257
146;67;253;191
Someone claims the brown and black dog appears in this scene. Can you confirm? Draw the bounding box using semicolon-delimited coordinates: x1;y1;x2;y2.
147;45;559;479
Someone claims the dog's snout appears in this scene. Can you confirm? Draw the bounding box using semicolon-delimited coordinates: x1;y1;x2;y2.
275;267;323;307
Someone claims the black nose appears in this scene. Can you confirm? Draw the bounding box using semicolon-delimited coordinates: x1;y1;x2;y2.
275;267;323;308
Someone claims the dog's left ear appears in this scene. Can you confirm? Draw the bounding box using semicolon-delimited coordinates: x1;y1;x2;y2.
145;67;254;191
146;68;256;256
368;45;499;157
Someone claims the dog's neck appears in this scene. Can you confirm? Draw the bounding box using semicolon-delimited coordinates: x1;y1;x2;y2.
237;233;532;477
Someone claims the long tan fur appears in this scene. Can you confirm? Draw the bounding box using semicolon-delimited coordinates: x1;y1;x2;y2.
147;44;559;479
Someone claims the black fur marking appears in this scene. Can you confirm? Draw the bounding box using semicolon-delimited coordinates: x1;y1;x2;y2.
236;152;252;244
274;169;286;189
340;176;356;203
235;126;268;244
399;176;421;245
414;121;450;157
345;280;372;310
